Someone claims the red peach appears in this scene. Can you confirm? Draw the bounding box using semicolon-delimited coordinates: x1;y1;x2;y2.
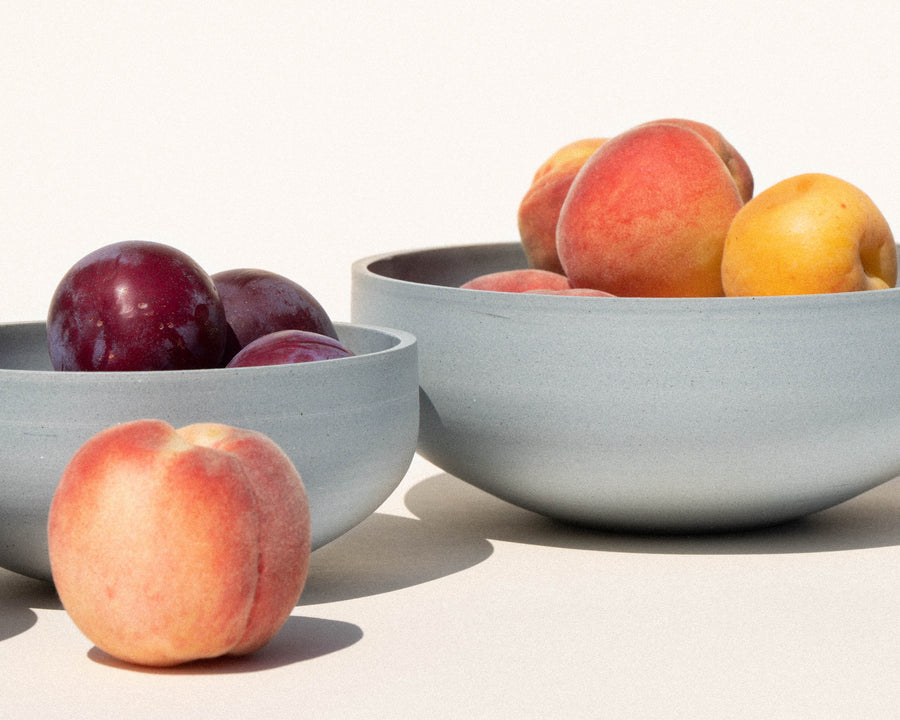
517;138;607;274
637;118;754;202
557;122;745;297
460;269;572;293
47;419;311;667
523;288;616;297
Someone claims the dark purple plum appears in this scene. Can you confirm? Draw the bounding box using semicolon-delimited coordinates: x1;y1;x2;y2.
225;329;353;368
47;241;228;371
211;268;338;363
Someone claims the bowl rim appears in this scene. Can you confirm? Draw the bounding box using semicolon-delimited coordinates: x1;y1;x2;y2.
0;320;417;379
352;241;900;311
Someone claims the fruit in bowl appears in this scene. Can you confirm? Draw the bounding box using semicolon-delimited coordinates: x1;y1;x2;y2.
517;137;607;274
46;241;344;371
212;268;339;363
515;119;753;297
226;329;353;368
722;173;896;296
460;268;573;293
349;118;897;531
512;118;893;300
351;241;900;532
556;121;747;297
637;117;754;203
47;240;229;372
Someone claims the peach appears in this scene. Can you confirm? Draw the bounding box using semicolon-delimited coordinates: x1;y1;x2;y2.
47;419;311;667
517;138;607;274
460;268;572;293
523;288;616;297
637;118;754;202
722;173;897;296
556;122;745;297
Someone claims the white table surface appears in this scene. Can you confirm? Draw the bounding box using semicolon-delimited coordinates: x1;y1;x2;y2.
2;454;898;719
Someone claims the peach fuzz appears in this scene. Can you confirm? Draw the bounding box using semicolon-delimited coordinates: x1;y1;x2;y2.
460;268;572;293
722;173;896;296
637;118;754;202
517;138;607;274
47;419;311;667
556;122;745;297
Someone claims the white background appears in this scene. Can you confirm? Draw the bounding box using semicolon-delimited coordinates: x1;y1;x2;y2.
1;0;897;324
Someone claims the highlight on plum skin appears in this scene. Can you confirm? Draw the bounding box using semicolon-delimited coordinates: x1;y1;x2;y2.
46;241;228;372
225;329;354;368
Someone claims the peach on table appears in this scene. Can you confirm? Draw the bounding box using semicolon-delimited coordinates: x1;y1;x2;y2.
47;419;311;667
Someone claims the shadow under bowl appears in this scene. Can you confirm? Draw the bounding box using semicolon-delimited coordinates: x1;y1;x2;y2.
351;242;900;533
0;321;419;581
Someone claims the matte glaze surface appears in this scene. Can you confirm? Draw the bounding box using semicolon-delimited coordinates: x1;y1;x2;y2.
352;242;900;532
0;322;418;581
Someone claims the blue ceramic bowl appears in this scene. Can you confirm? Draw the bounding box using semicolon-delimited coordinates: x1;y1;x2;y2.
352;242;900;532
0;321;418;580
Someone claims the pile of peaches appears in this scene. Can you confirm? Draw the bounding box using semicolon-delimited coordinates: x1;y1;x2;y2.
465;118;896;298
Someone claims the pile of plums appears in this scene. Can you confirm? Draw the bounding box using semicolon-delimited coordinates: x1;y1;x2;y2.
46;240;352;371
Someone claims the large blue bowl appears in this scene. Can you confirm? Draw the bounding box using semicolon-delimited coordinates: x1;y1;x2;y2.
352;242;900;532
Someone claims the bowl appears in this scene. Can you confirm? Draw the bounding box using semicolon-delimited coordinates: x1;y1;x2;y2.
0;321;418;581
351;241;900;533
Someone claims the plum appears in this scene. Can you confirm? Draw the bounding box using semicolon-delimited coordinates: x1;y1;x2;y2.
225;330;353;368
212;269;338;363
47;241;228;371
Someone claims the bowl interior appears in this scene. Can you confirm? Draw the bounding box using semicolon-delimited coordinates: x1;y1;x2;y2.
364;241;529;288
